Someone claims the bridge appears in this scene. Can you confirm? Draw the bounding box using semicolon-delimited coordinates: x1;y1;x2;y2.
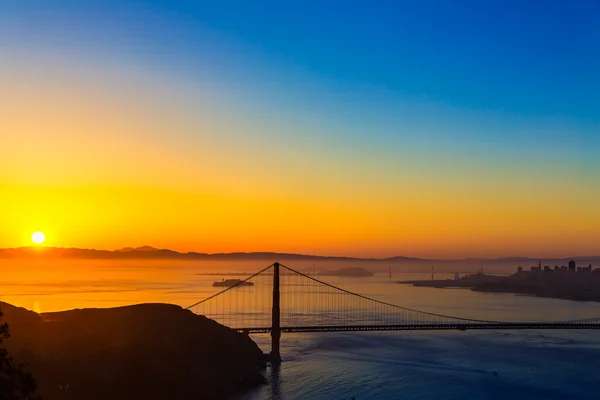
186;262;600;362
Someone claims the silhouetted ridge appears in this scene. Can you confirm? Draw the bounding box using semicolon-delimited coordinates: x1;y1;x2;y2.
2;247;600;274
0;302;266;399
116;245;160;252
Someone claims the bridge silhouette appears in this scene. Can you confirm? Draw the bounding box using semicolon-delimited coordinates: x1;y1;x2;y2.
187;262;600;362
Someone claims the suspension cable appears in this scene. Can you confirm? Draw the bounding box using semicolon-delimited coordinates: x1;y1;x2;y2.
185;263;274;309
279;263;502;323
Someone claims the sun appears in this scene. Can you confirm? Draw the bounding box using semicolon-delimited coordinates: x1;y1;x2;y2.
31;231;46;245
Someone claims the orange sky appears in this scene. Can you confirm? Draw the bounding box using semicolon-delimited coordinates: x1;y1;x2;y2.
1;51;598;258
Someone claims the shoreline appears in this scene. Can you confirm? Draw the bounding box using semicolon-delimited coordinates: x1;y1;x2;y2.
399;280;600;304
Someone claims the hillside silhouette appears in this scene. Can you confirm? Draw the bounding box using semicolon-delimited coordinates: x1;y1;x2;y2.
0;302;266;399
2;246;599;264
2;246;600;273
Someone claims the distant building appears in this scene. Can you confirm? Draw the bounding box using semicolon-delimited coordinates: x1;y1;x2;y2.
515;262;594;277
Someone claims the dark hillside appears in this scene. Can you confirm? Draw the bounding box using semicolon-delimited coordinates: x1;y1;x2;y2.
0;302;265;399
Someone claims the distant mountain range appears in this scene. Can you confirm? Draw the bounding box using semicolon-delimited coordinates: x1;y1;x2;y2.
1;246;599;267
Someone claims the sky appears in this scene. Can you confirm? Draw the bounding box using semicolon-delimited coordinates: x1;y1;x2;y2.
1;0;599;258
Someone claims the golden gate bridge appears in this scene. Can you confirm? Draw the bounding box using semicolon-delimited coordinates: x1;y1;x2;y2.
186;263;600;362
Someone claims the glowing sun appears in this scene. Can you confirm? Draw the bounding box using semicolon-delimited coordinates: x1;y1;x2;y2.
32;231;46;245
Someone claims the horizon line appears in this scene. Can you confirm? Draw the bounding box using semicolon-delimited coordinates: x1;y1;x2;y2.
2;245;599;262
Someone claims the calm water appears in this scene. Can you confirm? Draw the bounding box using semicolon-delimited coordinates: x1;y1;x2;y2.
2;259;600;399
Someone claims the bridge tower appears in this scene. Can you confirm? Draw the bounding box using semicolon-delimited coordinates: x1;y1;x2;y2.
271;262;281;363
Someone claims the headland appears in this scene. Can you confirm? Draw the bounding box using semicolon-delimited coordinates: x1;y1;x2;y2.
399;260;600;302
0;302;266;399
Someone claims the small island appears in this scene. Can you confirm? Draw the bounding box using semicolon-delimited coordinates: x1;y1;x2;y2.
399;272;505;288
213;278;255;287
399;260;600;302
319;267;374;277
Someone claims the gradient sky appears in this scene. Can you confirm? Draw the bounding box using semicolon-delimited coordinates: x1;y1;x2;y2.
1;1;599;257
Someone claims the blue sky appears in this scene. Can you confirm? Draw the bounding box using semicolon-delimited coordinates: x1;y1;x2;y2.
3;0;599;120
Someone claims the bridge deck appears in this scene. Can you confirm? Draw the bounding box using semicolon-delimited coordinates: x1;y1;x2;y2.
238;323;600;334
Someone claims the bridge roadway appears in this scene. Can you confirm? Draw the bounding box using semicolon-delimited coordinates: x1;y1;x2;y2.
238;323;600;334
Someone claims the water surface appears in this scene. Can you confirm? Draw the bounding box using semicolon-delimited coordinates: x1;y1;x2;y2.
2;259;599;399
